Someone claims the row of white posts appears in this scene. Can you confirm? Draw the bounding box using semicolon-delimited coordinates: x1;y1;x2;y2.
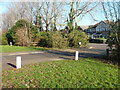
15;51;79;69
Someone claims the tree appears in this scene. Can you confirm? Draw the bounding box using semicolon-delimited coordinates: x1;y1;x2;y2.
33;3;43;32
67;1;98;32
37;2;65;32
101;1;120;60
6;19;38;46
1;2;36;32
68;22;88;47
0;33;8;45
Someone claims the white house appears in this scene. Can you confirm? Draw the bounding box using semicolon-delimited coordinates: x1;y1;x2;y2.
86;21;111;39
96;21;111;32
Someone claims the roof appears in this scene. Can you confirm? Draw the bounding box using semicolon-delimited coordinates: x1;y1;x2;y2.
77;26;83;30
80;26;89;30
87;20;112;29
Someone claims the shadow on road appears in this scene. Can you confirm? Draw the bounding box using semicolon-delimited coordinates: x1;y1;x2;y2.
47;50;75;56
59;56;73;60
46;50;106;59
46;50;118;66
7;63;16;68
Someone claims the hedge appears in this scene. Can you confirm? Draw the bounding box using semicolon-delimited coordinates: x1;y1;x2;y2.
89;38;107;44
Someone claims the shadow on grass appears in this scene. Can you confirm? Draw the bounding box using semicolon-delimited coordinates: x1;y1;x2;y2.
7;63;16;68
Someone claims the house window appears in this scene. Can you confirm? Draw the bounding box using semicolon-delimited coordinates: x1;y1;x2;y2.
89;29;91;32
103;28;104;31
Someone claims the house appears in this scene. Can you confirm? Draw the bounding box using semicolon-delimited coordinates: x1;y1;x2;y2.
85;21;111;39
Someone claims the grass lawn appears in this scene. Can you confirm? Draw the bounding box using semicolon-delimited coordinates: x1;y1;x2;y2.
0;45;47;52
2;58;118;88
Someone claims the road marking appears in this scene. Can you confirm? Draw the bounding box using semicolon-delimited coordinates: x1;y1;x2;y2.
9;53;29;55
8;52;44;56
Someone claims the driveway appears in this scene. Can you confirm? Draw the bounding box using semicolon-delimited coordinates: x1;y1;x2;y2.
2;43;108;70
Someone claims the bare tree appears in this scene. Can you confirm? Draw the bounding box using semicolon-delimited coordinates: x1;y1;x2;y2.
1;1;98;33
101;1;120;60
35;2;65;32
1;2;38;33
68;1;98;29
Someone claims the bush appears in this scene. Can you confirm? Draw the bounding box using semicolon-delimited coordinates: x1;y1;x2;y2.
89;38;107;44
6;19;38;46
0;33;8;45
6;25;17;45
48;31;69;48
36;31;50;47
15;19;38;38
36;31;68;48
68;30;88;47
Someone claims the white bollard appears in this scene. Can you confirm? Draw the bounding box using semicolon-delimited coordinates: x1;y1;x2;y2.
75;51;79;60
79;42;81;45
10;42;12;46
16;56;21;69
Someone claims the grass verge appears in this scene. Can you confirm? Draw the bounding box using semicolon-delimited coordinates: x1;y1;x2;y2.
1;45;48;52
2;58;118;88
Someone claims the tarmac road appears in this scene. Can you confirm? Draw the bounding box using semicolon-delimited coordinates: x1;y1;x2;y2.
2;43;108;70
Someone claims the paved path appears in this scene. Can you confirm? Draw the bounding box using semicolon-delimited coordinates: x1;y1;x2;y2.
2;43;108;70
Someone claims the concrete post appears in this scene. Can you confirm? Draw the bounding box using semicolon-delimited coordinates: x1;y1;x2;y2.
79;42;81;45
10;42;12;46
75;51;79;60
16;56;21;69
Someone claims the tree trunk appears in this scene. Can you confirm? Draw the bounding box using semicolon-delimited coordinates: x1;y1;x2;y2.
70;2;74;28
118;19;120;61
46;24;49;32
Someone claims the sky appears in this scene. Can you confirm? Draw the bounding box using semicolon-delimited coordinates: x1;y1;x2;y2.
0;1;113;30
0;2;8;14
0;1;9;29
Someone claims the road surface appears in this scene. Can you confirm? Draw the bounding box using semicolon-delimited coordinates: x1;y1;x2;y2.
2;43;108;70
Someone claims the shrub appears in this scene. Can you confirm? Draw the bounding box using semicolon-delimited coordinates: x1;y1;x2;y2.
89;38;107;44
6;19;38;46
36;31;50;47
6;25;16;45
102;38;107;44
0;33;8;45
36;31;68;48
48;31;69;48
68;30;88;47
49;31;68;48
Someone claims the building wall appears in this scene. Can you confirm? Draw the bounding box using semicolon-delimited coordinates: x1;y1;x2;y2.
86;21;111;39
91;28;96;33
96;22;110;32
96;22;111;38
